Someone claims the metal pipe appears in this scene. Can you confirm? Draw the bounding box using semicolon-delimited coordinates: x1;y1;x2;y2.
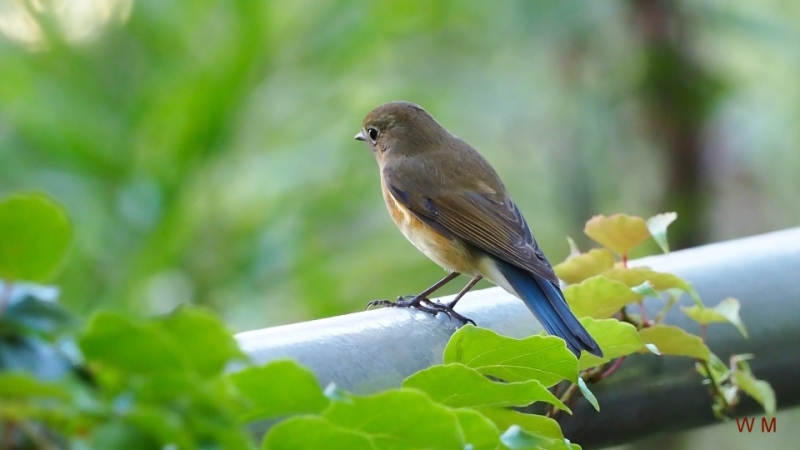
236;228;800;448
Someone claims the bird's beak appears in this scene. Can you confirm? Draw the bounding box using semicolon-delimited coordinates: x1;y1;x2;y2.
354;130;366;141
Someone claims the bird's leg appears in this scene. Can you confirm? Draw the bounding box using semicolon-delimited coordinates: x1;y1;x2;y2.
445;275;482;309
366;272;461;313
426;276;482;325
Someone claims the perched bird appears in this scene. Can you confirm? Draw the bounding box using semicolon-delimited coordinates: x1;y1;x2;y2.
355;101;602;358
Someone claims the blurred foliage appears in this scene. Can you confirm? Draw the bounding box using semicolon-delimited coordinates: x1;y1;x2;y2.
0;0;799;331
0;192;775;447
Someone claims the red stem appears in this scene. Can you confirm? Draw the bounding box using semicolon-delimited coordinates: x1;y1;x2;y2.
599;356;627;380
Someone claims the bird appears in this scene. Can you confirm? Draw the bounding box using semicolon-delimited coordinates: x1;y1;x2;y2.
354;101;602;358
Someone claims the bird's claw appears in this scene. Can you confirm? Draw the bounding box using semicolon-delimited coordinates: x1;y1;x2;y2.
424;300;476;326
367;295;475;326
366;295;439;316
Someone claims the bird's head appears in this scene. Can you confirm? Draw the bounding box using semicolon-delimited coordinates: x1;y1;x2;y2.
355;101;447;163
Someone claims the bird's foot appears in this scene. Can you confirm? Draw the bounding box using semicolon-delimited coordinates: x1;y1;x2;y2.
366;295;440;316
367;295;476;325
423;299;476;326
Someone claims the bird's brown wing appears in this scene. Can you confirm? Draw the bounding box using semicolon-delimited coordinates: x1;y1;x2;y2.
383;165;558;285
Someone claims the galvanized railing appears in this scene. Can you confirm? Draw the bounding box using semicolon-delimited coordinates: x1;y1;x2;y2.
236;228;800;448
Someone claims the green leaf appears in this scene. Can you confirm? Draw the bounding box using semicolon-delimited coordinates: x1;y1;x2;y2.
453;408;501;450
639;325;710;361
644;343;661;355
695;353;729;386
323;389;464;449
228;360;329;421
0;372;69;399
0;283;73;335
79;308;244;377
583;214;650;256
0;193;72;282
403;363;569;412
733;364;776;418
88;421;161;450
554;249;615;285
501;425;568;450
0;334;75;379
566;237;581;258
646;212;677;253
475;407;564;440
262;416;375;450
79;312;189;374
601;267;690;292
577;318;644;370
654;290;682;323
630;281;660;298
324;382;352;403
563;276;641;319
124;405;193;449
160;306;246;377
500;425;549;450
681;297;748;338
443;326;578;386
577;378;599;412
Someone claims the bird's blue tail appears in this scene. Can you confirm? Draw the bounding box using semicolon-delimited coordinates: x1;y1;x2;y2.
495;259;603;357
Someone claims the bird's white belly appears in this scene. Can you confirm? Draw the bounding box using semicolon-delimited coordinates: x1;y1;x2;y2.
477;255;520;299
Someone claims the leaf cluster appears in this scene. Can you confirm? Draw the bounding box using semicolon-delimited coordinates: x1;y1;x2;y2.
0;196;775;449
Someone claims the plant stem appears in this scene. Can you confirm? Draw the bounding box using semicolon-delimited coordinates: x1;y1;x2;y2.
18;421;58;450
702;360;728;409
599;356;627;380
639;301;650;326
1;421;15;450
551;383;580;419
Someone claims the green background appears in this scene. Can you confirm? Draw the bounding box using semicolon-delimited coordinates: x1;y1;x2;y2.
1;0;798;335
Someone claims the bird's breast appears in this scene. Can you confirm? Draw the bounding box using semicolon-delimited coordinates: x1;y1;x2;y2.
381;180;476;275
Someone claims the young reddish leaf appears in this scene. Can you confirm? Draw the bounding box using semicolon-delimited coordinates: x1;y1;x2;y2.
639;325;710;361
577;318;645;370
584;214;650;256
554;249;615;285
646;212;677;253
681;298;748;338
563;276;641;319
602;267;690;292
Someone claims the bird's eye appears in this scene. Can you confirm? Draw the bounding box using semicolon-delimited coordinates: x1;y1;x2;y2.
367;127;379;142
